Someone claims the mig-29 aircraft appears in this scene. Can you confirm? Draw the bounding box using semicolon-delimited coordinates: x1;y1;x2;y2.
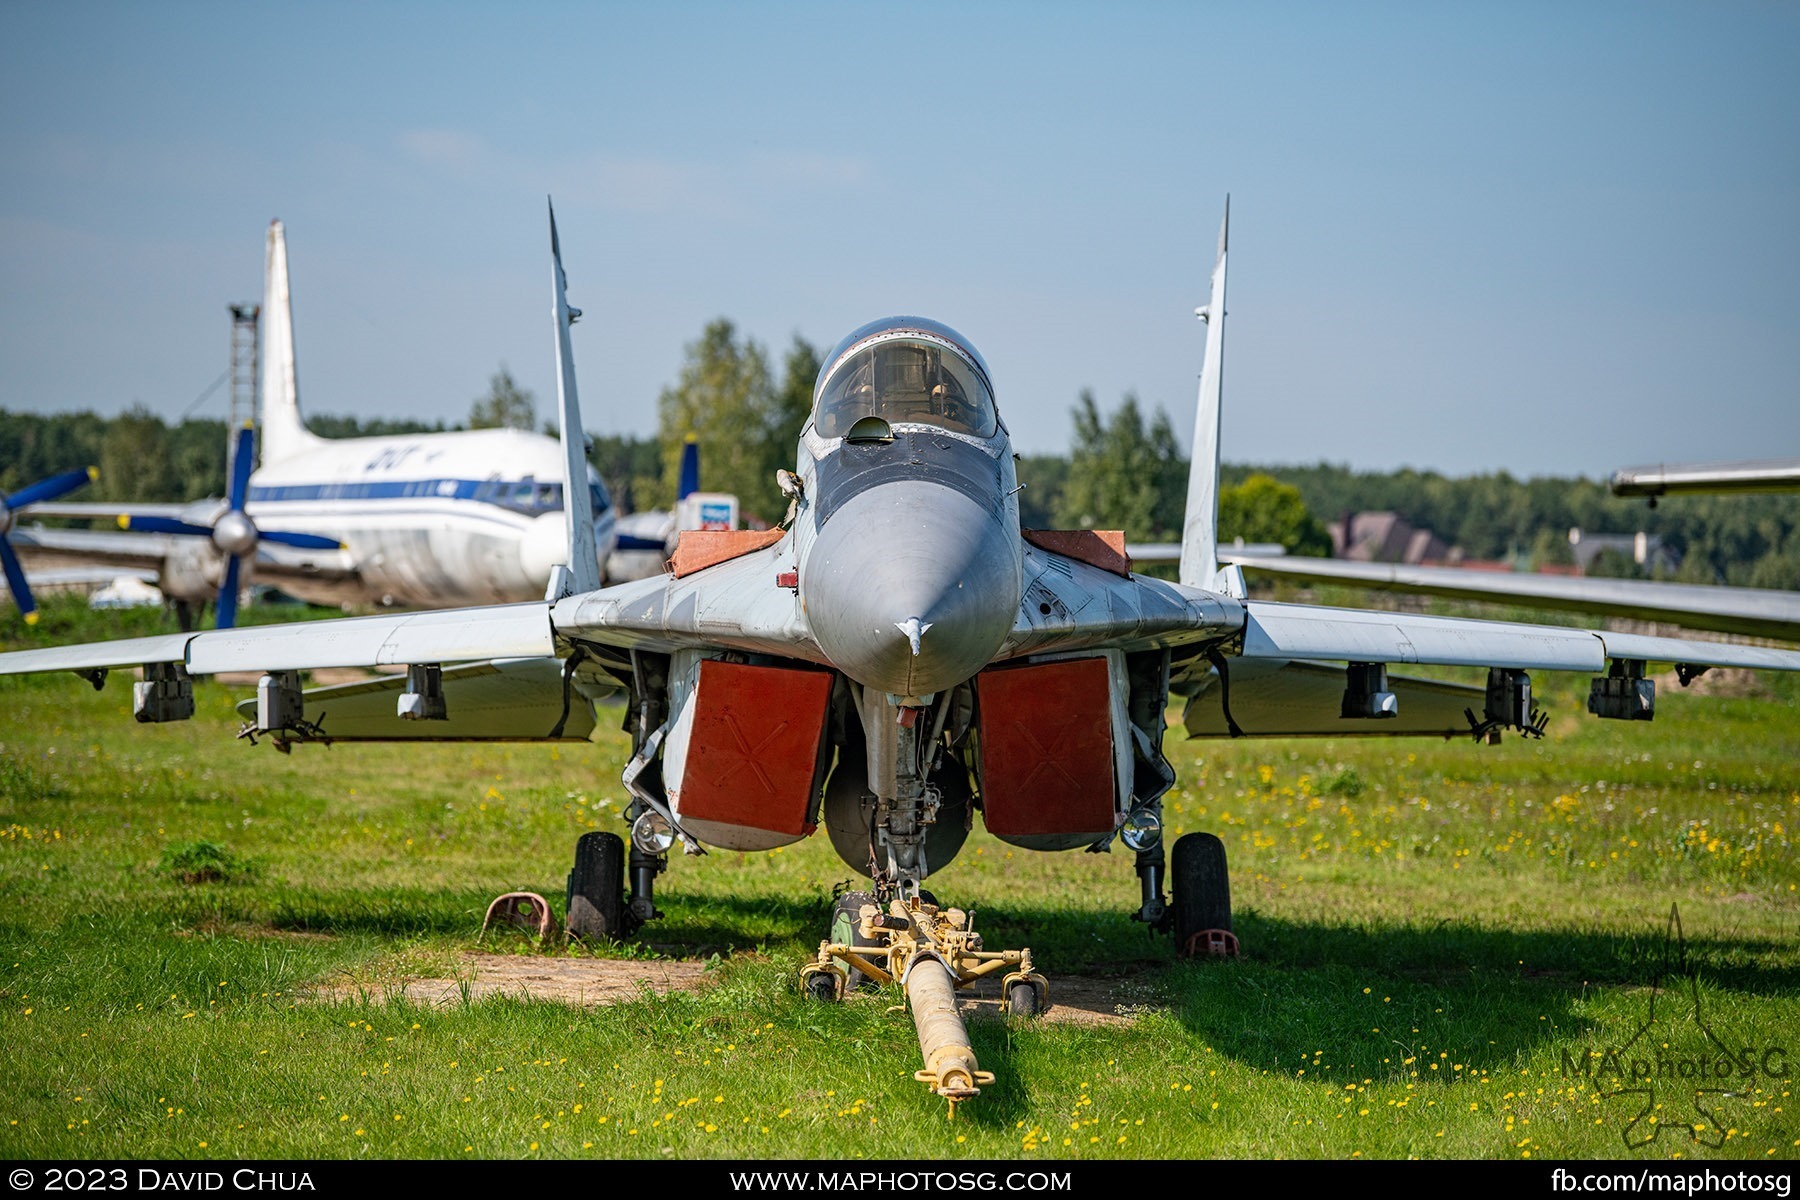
6;202;1799;1105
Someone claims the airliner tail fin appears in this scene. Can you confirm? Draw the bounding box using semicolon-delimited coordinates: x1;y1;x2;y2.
258;220;322;464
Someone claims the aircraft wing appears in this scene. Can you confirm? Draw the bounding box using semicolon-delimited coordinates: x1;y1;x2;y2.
0;600;561;678
11;523;177;572
1235;599;1800;673
12;522;359;589
982;536;1800;741
1181;658;1480;739
231;657;617;742
0;536;813;671
1178;598;1800;741
1217;552;1800;643
18;501;194;520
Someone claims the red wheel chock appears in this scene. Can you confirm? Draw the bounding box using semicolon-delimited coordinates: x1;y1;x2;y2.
1182;929;1240;959
480;891;557;945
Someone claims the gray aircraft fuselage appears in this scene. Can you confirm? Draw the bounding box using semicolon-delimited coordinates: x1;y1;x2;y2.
784;316;1026;885
793;317;1025;704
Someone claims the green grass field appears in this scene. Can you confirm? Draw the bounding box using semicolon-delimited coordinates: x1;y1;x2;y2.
1;598;1796;1160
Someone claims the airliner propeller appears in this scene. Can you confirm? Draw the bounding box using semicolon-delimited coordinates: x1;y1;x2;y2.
0;466;100;623
118;426;342;628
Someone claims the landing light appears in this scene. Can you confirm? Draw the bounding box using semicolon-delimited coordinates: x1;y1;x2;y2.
631;811;676;856
1120;809;1162;852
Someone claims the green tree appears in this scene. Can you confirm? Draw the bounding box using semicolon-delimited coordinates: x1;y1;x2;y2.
771;335;822;471
0;409;107;496
1527;526;1576;570
1015;454;1070;530
1217;473;1332;556
308;414;450;438
1055;391;1187;540
169;419;228;501
654;319;798;524
98;406;176;503
468;366;535;431
587;433;664;514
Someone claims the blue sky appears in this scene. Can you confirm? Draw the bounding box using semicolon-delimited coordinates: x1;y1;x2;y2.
3;1;1796;477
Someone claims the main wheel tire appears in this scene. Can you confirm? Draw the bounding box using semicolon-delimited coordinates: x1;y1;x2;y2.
566;831;626;940
829;890;882;990
1171;832;1232;950
1005;981;1040;1018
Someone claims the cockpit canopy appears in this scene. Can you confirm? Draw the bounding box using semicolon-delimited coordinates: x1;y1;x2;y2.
813;317;998;440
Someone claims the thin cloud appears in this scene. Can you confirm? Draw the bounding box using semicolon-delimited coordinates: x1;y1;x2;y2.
397;129;495;174
392;131;873;224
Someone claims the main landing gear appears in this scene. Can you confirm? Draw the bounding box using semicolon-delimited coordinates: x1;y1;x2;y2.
1167;831;1237;958
565;827;667;942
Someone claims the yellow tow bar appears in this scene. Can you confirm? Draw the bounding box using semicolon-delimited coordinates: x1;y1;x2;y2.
800;897;1048;1112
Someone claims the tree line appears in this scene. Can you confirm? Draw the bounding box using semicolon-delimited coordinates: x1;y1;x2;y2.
5;319;1795;589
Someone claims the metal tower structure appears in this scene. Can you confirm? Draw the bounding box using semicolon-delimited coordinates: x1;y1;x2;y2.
227;303;260;478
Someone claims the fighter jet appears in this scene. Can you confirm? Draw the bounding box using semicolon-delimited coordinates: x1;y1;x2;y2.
6;202;1799;1105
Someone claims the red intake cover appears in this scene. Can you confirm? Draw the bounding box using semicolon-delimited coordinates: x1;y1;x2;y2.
976;657;1116;837
677;660;834;836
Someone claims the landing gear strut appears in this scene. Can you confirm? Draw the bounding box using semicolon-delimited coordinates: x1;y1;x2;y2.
1131;840;1167;928
627;842;665;933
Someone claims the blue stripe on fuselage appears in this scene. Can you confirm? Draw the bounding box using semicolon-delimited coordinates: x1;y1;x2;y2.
248;478;609;516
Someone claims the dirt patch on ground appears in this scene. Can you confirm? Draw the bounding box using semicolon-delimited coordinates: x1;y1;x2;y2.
301;951;1161;1027
306;952;713;1007
959;973;1158;1029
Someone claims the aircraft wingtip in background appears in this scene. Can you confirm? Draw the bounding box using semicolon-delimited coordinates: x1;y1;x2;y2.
1610;457;1800;500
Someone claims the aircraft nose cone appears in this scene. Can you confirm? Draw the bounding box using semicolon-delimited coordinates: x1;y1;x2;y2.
804;480;1020;697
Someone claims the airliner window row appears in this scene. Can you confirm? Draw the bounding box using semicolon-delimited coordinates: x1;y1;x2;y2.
247;479;611;516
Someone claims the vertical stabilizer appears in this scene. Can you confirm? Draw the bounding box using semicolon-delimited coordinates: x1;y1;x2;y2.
548;199;604;597
1179;200;1230;592
677;434;701;500
258;220;322;464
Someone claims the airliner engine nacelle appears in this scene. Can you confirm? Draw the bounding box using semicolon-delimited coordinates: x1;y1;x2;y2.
518;511;571;591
